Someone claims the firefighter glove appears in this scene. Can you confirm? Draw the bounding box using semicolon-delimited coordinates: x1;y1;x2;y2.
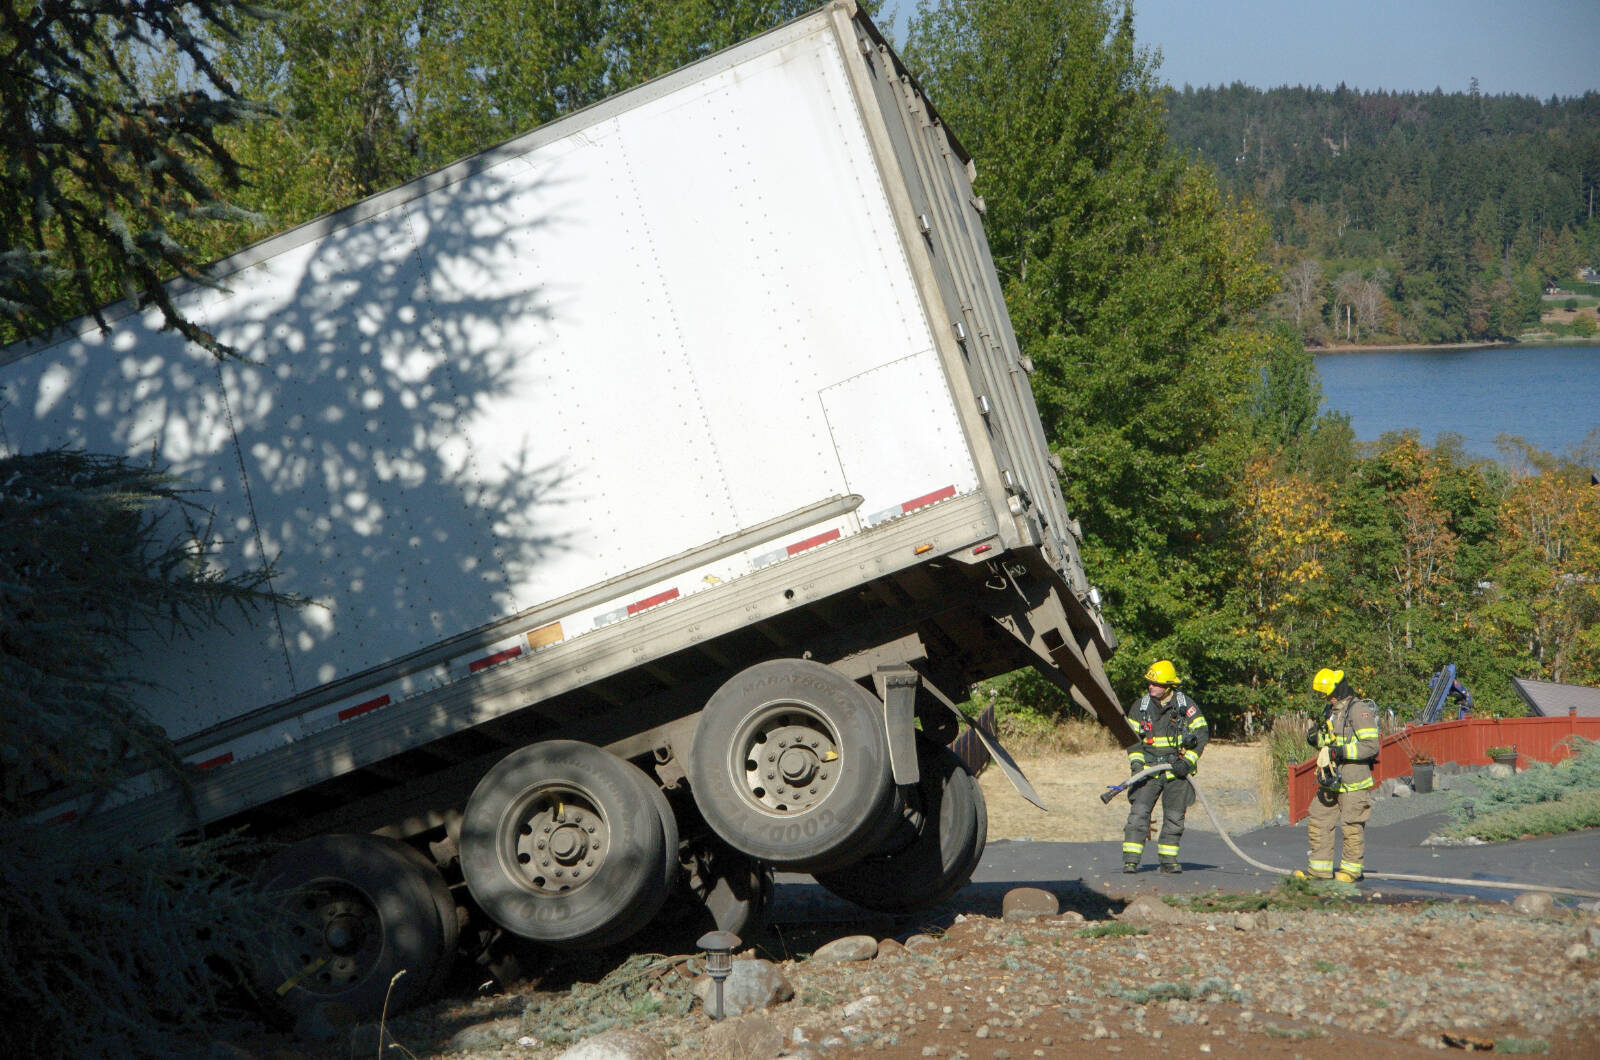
1170;757;1192;779
1306;723;1321;748
1315;745;1332;771
1130;760;1144;776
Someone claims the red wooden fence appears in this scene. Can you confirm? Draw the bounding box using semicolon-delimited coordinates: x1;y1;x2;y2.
1288;711;1600;823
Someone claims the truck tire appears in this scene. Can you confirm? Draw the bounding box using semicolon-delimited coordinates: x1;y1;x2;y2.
687;658;893;871
391;840;459;997
664;836;772;943
253;834;450;1021
812;741;985;913
459;741;669;949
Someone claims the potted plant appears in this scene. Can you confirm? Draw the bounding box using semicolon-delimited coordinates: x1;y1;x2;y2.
1486;745;1518;770
1408;750;1436;793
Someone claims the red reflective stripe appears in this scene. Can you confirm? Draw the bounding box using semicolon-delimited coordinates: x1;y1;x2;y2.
338;694;391;722
786;529;841;556
469;646;523;673
627;588;680;615
903;485;956;512
196;752;234;771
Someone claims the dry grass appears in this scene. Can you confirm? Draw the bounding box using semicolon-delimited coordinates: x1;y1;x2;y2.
992;714;1122;756
977;741;1277;843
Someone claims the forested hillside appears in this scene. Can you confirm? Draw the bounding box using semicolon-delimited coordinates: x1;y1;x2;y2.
1163;84;1600;344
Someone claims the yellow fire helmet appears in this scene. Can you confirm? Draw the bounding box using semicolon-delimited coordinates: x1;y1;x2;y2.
1144;659;1180;686
1312;668;1344;696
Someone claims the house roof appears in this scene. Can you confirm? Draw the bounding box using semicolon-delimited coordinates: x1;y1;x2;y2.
1510;677;1600;718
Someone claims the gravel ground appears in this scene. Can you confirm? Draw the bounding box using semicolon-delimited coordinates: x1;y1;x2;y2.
357;885;1600;1060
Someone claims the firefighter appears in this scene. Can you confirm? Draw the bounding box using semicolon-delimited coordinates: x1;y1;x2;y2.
1294;667;1381;882
1121;660;1208;874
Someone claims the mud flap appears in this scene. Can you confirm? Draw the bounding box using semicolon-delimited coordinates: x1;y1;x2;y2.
918;677;1050;812
873;666;921;785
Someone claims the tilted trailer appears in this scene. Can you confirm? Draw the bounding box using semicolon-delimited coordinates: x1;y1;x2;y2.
1;2;1121;1019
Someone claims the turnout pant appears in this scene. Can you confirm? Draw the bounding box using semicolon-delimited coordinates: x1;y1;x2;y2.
1306;787;1374;877
1122;773;1191;863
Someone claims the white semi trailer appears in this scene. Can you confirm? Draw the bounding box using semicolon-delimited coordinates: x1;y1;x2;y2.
1;2;1121;1020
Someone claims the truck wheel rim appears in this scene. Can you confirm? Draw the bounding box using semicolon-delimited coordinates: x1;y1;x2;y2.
286;882;381;995
732;702;841;816
500;784;611;895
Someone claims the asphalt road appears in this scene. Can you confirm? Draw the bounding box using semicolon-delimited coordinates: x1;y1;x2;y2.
770;800;1600;933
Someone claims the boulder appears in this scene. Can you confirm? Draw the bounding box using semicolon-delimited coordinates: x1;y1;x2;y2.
692;958;794;1016
1116;893;1188;925
1002;887;1060;921
446;1016;526;1052
1511;891;1556;918
555;1028;666;1060
809;935;879;963
704;1015;784;1058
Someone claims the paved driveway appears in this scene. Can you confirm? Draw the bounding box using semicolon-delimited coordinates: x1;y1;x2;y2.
771;803;1600;931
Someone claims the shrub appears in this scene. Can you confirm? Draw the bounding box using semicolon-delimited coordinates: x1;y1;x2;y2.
0;451;292;1055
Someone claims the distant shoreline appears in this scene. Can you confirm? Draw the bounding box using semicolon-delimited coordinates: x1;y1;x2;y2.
1305;341;1593;357
1308;340;1516;355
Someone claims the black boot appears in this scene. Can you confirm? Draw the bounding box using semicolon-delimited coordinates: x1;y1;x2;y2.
1159;860;1182;874
1122;860;1138;874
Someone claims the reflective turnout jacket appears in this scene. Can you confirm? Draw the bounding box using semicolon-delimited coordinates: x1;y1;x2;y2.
1312;696;1381;792
1127;691;1208;775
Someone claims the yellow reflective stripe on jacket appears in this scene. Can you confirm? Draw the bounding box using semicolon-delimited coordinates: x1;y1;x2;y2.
1146;736;1183;747
1338;776;1374;792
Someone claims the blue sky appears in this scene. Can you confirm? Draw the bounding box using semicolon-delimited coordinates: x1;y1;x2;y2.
1132;0;1600;98
888;1;1600;99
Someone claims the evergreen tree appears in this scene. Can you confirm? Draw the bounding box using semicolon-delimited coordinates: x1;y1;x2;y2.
0;0;270;352
904;0;1277;705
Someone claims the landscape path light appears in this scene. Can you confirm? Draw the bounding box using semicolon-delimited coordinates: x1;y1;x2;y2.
696;929;741;1020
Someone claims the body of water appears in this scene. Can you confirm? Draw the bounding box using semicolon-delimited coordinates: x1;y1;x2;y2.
1313;342;1600;461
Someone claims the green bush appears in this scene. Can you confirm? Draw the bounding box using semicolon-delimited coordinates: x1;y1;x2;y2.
0;830;279;1058
1;451;291;1056
1443;739;1600;840
1444;787;1600;841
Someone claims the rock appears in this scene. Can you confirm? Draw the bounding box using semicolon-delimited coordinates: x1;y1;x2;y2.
904;933;941;952
692;958;794;1016
1392;782;1413;799
1487;763;1514;780
1002;887;1059;921
810;935;879;963
704;1015;784;1059
446;1016;525;1051
1116;893;1188;925
1232;912;1259;931
1054;909;1086;924
1511;891;1556;918
1564;943;1590;961
842;995;880;1018
291;1002;356;1043
875;938;908;959
1588;926;1600;949
555;1028;666;1060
